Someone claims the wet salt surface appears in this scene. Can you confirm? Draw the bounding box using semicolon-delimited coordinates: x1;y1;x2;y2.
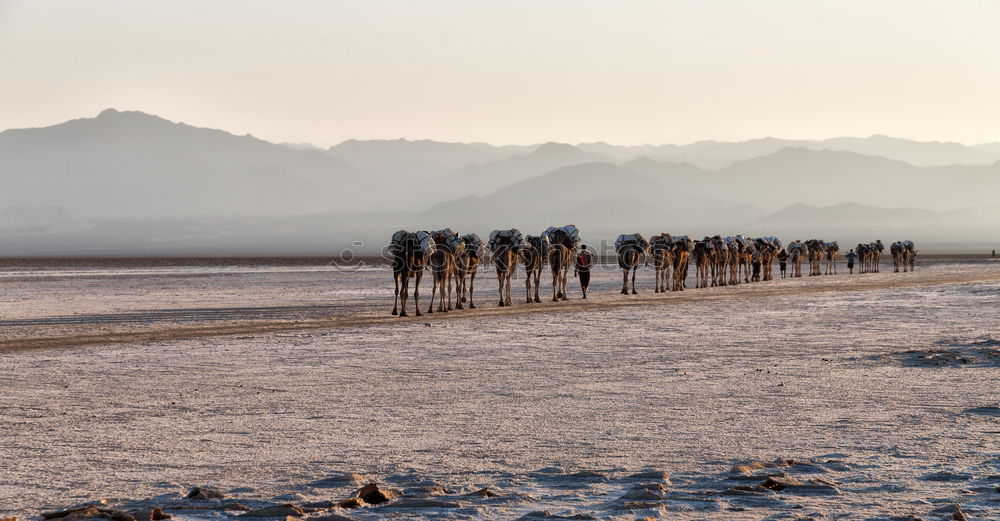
2;264;1000;519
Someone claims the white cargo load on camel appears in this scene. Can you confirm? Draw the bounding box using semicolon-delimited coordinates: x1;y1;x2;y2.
615;233;649;253
461;233;486;259
390;230;436;257
542;225;581;250
488;229;523;250
430;228;463;253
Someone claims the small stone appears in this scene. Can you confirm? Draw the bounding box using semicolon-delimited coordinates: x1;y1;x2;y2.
313;473;368;486
629;483;666;493
404;485;452;496
41;507;104;521
337;498;366;509
732;461;768;474
760;475;805;491
465;487;498;497
128;507;171;521
619;489;664;501
626;470;670;482
185;487;226;500
354;483;402;505
239;504;305;518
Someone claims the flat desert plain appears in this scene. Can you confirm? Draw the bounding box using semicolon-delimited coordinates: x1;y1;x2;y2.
2;258;999;520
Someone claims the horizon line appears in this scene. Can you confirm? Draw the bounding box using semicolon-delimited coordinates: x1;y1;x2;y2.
5;107;1000;150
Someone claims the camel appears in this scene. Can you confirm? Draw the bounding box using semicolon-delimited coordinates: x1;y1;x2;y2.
755;237;781;281
872;240;885;272
823;241;840;275
787;240;807;278
547;243;572;301
709;235;729;287
615;233;649;295
519;235;548;303
889;241;906;273
692;238;712;289
649;233;675;293
731;235;755;284
891;240;916;272
905;241;916;271
672;236;695;291
857;240;883;273
427;229;462;313
454;233;485;309
542;225;580;302
488;229;522;307
389;230;434;317
805;239;825;276
855;243;871;274
739;236;756;283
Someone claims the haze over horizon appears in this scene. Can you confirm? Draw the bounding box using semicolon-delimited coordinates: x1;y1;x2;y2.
3;1;1000;146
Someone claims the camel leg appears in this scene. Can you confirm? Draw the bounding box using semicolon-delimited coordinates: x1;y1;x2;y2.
468;271;476;308
525;272;533;303
445;267;453;311
505;271;513;305
631;267;638;294
392;272;400;315
621;269;629;294
413;271;423;317
399;273;409;317
533;272;541;302
428;274;437;314
437;274;446;312
497;272;506;307
553;271;560;302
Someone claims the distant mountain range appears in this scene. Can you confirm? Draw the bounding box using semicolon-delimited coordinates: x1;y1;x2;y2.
1;108;998;254
0;109;372;218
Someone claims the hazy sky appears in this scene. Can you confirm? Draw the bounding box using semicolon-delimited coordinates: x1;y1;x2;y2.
2;0;998;146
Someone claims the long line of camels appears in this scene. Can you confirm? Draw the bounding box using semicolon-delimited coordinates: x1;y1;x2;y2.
389;227;917;317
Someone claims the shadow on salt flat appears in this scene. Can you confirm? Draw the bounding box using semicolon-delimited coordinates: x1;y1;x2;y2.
874;337;1000;368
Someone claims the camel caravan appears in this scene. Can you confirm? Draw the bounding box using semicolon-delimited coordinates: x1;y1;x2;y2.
387;227;916;317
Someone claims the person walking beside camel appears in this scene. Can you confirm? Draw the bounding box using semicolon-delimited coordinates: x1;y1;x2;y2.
777;248;788;278
574;244;594;299
846;248;857;274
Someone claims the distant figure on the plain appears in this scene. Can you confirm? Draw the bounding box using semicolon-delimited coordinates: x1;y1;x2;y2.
574;244;593;299
846;248;857;274
777;248;788;278
993;249;996;258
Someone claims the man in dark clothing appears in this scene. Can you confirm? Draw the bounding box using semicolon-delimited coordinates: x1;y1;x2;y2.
777;248;788;278
846;249;857;274
574;244;593;299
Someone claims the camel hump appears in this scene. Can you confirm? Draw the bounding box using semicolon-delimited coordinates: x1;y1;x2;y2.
488;229;523;250
615;233;649;253
542;225;581;249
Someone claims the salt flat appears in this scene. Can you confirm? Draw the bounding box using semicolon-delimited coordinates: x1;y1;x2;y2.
2;261;1000;520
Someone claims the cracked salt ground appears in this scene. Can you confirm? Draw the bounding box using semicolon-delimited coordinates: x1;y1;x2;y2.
26;458;1000;520
2;262;1000;519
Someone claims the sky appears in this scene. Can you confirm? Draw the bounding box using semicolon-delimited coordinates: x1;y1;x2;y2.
1;0;999;146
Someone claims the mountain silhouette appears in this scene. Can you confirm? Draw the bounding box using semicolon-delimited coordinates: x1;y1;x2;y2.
0;108;371;218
